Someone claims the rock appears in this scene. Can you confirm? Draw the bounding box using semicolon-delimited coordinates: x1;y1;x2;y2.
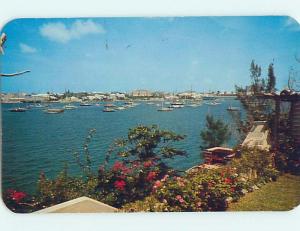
252;185;259;190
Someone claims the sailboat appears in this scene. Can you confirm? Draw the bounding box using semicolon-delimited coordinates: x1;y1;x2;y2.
227;104;240;111
158;101;173;111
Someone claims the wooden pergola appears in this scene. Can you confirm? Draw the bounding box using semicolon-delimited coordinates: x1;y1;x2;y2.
258;90;300;148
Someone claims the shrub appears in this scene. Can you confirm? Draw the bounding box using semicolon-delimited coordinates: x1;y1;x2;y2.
122;167;250;212
231;147;279;182
95;125;187;207
200;115;231;149
3;189;33;213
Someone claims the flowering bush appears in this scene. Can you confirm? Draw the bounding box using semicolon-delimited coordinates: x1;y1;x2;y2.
95;125;187;207
122;147;280;212
3;189;32;213
122;167;251;212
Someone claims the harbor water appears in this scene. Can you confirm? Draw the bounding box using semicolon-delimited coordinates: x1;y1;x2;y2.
1;99;245;194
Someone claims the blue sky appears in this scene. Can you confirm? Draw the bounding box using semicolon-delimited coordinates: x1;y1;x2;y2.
1;16;300;93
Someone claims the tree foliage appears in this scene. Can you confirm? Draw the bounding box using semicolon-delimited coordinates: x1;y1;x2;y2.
266;63;276;93
250;60;263;94
200;115;231;149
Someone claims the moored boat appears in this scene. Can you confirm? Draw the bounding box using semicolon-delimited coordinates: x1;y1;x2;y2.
116;106;126;110
103;108;116;112
80;103;92;106
10;107;27;112
64;104;77;110
157;102;173;111
227;106;240;111
205;100;221;106
169;101;184;108
45;108;64;114
104;103;116;107
158;107;173;112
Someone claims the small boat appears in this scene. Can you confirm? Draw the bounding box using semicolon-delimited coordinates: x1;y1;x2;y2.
170;101;185;108
147;102;155;105
158;107;173;112
205;101;221;106
188;104;200;107
10;107;27;112
116;106;126;110
64;104;77;110
124;101;133;105
45;108;64;114
157;102;173;111
80;103;92;106
103;108;116;112
35;104;44;108
227;106;240;111
104;103;116;107
203;95;217;100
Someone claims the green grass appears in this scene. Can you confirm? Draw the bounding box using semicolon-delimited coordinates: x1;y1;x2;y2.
228;174;300;211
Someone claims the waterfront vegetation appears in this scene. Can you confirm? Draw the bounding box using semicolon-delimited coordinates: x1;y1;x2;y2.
3;124;280;213
3;60;300;213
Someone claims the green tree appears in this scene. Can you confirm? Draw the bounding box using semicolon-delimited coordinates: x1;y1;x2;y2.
250;60;263;94
266;63;276;93
200;115;231;149
105;125;187;164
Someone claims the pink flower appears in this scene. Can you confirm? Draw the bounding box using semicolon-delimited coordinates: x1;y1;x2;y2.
114;180;126;190
8;190;26;203
176;195;182;200
161;174;169;182
112;161;131;174
143;160;153;168
224;178;232;184
112;161;124;171
132;161;140;168
176;195;185;204
146;171;157;181
152;180;162;191
118;174;126;179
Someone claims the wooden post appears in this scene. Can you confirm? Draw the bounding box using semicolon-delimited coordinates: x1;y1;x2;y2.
274;97;280;148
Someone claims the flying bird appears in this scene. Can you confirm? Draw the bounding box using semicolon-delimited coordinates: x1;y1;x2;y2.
0;32;7;55
0;33;31;77
126;44;131;49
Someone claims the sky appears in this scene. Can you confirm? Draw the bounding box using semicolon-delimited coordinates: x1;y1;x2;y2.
1;16;300;93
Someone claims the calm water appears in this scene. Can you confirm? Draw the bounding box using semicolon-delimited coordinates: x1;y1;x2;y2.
2;99;245;194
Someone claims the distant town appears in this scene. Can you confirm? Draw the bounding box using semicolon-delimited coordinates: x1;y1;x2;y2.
1;89;236;103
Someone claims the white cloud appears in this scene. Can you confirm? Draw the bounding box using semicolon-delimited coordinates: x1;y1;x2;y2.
19;43;37;53
39;19;105;43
